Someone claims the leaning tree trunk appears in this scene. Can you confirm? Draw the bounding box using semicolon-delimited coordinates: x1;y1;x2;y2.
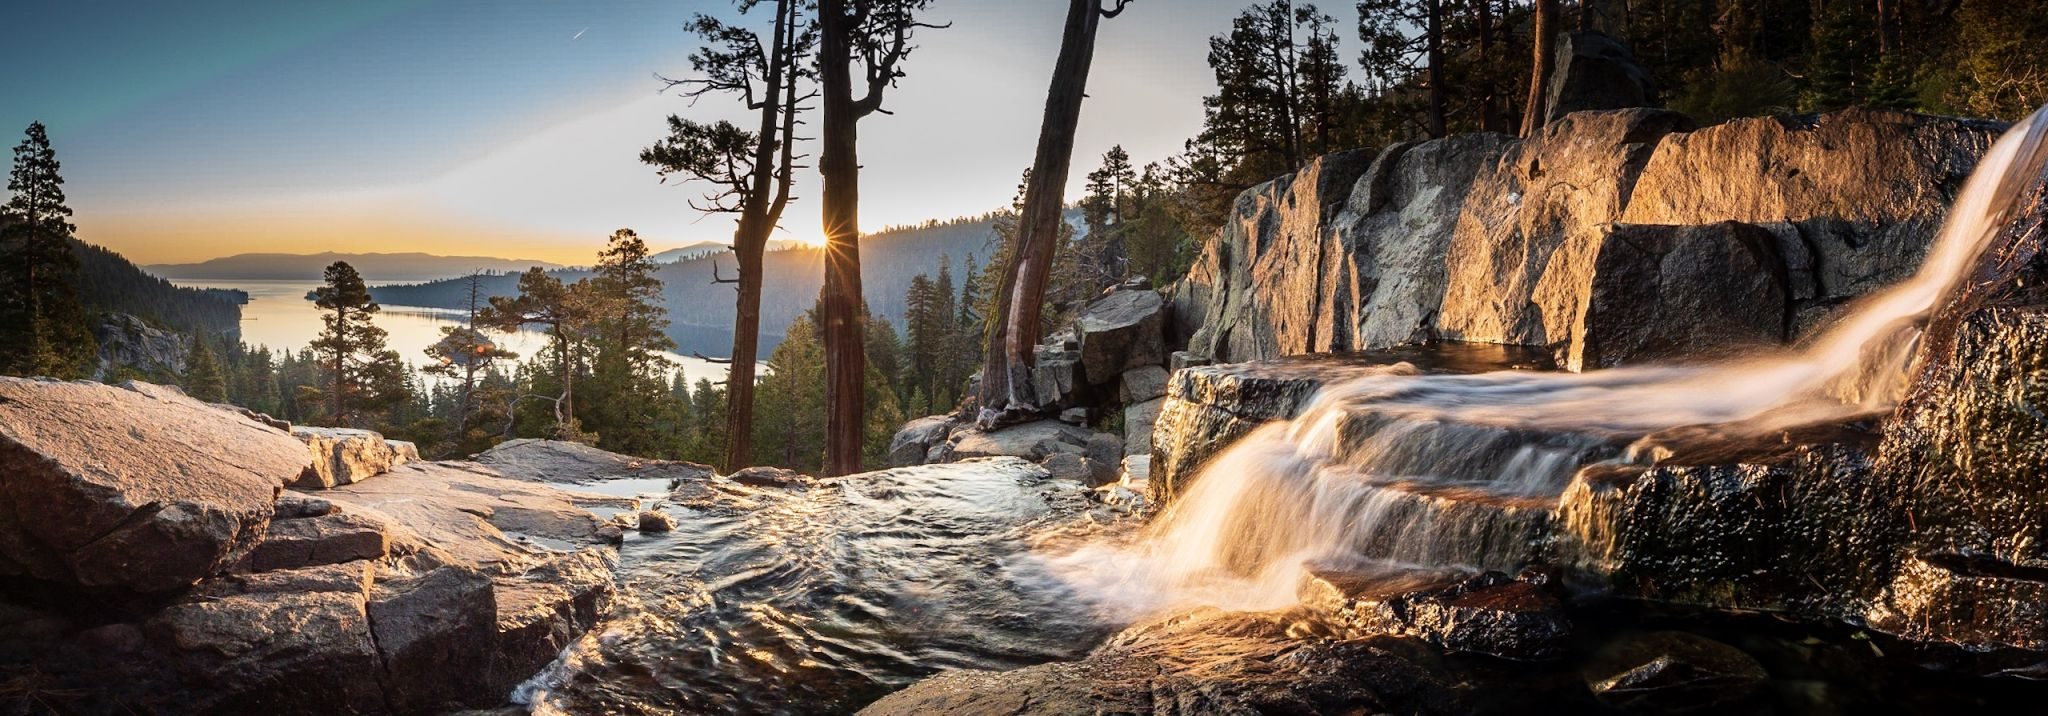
1522;0;1558;137
978;0;1108;427
818;0;867;476
723;0;797;472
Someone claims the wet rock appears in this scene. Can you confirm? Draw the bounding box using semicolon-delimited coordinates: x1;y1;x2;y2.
1038;452;1095;484
637;510;676;533
1147;360;1366;501
1076;288;1167;383
1309;567;1572;661
1123;397;1163;457
1560;221;1789;370
91;313;188;379
1118;364;1169;403
729;466;810;489
292;426;405;489
862;608;1471;716
888;415;956;467
1544;32;1656;122
1582;631;1767;713
944;420;1093;461
0;378;306;592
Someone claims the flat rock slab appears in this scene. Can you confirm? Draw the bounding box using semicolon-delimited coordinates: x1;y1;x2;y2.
476;438;714;484
0;379;307;591
944;420;1093;461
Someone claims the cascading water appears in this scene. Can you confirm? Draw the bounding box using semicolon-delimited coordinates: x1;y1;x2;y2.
1055;107;2048;615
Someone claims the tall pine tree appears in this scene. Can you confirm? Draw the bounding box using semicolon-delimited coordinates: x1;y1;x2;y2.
0;122;95;378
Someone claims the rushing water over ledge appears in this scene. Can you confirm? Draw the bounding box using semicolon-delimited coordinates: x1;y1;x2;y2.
1051;106;2048;615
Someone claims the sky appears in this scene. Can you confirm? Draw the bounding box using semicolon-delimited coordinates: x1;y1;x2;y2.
4;0;1363;266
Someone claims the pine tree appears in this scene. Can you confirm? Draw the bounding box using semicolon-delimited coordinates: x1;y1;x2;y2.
424;272;518;452
0;122;95;378
184;337;228;402
309;261;402;426
479;267;597;437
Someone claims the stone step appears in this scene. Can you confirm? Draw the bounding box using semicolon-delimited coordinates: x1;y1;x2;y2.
1299;562;1572;660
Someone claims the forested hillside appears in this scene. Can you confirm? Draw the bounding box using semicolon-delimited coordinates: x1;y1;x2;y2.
72;240;243;339
369;212;1038;356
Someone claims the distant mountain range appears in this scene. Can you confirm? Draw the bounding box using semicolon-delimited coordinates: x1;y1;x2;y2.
148;252;565;282
650;239;809;264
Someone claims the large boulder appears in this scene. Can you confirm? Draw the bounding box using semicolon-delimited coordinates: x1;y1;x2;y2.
1440;108;1696;349
1559;221;1790;371
1543;31;1656;122
1306;568;1573;661
887;415;957;467
1336;134;1518;349
0;379;306;592
291;426;407;489
943;420;1094;461
1183;150;1377;361
1621;109;2003;329
1075;288;1167;383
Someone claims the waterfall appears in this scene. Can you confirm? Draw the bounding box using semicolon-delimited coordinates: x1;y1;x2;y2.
1053;107;2048;616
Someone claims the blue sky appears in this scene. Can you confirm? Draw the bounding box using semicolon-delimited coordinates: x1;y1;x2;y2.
3;0;1363;264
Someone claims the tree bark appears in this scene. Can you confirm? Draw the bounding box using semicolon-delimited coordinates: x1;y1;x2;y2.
977;0;1108;426
1522;0;1558;137
722;0;799;471
819;0;868;476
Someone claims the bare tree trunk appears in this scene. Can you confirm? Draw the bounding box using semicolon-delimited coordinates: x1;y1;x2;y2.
723;0;799;471
1522;0;1558;137
977;0;1114;427
819;0;867;476
1876;0;1898;56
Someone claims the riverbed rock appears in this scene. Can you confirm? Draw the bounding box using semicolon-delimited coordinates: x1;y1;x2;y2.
888;415;957;467
1076;288;1167;383
637;510;676;533
943;420;1093;461
729;466;810;489
1037;452;1094;484
1544;31;1656;122
292;426;406;489
0;378;306;592
861;608;1472;716
1582;631;1767;713
476;437;715;485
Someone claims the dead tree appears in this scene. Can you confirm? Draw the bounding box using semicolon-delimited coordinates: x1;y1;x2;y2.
977;0;1135;427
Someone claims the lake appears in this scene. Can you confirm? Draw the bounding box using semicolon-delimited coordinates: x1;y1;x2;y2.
170;279;730;384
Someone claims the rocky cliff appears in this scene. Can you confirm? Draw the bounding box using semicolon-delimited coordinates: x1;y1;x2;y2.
1174;109;2005;371
1144;136;2048;661
0;379;707;714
